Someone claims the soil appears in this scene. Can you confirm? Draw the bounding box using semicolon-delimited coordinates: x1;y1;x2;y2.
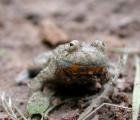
0;0;140;119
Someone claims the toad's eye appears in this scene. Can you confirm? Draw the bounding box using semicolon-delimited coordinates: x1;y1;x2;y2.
67;40;80;52
91;40;105;52
70;42;74;46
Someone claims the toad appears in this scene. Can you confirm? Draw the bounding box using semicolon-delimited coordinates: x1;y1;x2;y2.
29;40;111;94
26;40;116;117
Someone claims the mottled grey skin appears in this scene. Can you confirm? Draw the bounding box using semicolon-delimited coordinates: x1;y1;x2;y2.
27;40;115;116
29;40;110;94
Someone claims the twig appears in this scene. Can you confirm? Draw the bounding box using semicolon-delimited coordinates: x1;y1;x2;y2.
1;93;18;120
82;103;132;120
0;92;28;120
132;55;140;120
41;116;44;120
14;103;28;120
108;48;140;56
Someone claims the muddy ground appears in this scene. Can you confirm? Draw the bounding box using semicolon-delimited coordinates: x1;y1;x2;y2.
0;0;140;119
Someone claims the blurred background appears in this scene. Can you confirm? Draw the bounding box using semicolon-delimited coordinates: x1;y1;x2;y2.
0;0;140;119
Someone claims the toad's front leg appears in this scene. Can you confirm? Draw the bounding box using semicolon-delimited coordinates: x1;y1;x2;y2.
27;62;57;117
29;59;56;94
